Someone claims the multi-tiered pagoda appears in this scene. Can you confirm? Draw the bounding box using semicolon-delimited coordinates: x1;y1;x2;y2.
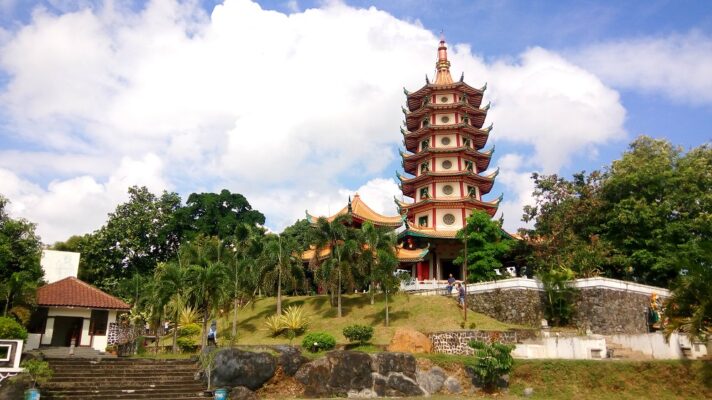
397;39;501;281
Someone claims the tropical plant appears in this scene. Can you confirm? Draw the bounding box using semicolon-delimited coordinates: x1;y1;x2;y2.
0;316;27;340
359;222;398;305
281;305;309;336
199;347;220;391
343;324;374;345
302;332;336;353
179;305;200;326
176;336;199;353
20;359;52;389
155;261;188;352
260;234;304;316
467;340;515;392
226;223;263;343
455;211;514;282
539;267;577;326
264;315;285;337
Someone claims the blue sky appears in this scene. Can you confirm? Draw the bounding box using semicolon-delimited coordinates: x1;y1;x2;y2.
0;0;710;243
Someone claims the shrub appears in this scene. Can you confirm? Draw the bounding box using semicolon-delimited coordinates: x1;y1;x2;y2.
302;332;336;353
178;323;201;338
0;316;28;340
467;340;515;392
176;336;198;353
20;359;52;388
342;325;374;345
281;305;309;336
264;315;285;337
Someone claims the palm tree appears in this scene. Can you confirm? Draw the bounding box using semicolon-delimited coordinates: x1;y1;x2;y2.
226;224;263;343
260;234;303;316
310;216;360;318
359;222;397;305
154;261;187;352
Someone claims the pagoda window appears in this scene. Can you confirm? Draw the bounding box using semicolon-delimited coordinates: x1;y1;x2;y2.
467;186;477;198
421;139;429;151
464;160;474;172
422;96;430;106
461;94;468;104
463;138;471;148
419;187;430;200
418;215;429;227
420;162;429;174
422;119;430;128
463;116;470;125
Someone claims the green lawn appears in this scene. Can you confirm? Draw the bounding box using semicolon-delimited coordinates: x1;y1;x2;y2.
209;293;523;346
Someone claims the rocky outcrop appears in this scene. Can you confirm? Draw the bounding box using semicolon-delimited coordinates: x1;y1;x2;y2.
272;345;307;376
387;328;432;353
212;349;277;390
295;351;373;397
230;385;259;400
371;352;417;379
415;366;446;394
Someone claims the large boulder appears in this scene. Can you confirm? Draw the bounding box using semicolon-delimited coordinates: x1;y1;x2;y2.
294;357;333;397
371;353;416;380
229;386;258;400
296;351;373;397
415;366;447;394
211;349;277;390
272;345;307;376
443;376;462;394
386;373;426;396
387;328;432;353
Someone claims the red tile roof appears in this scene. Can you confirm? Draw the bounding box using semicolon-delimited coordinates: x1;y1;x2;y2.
37;277;131;310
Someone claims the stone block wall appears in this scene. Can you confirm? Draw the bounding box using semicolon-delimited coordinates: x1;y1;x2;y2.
429;330;535;355
466;288;546;327
573;288;650;334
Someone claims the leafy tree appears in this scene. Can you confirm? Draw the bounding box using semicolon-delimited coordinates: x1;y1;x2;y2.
260;234;304;316
176;189;265;240
455;211;514;282
359;222;397;305
226;224;264;342
0;195;43;319
281;219;313;252
538;267;577;326
467;340;515;392
154;261;188;352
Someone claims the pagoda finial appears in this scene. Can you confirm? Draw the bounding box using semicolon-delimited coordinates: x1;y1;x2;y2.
348;196;353;214
460;72;464;82
425;74;430;84
434;38;453;85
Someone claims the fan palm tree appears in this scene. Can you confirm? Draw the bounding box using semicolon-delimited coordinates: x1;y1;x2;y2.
154;261;188;352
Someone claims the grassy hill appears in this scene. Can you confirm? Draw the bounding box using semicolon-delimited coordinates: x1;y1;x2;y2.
212;293;523;346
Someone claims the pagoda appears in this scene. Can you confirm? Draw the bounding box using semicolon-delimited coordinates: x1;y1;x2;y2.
396;38;502;281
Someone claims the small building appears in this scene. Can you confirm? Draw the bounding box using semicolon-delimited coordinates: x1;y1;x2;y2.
25;277;131;352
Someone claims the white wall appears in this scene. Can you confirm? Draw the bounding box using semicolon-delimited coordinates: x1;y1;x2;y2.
608;332;708;360
435;208;464;230
39;308;121;351
433;112;456;126
41;250;80;283
435;181;461;198
513;336;607;359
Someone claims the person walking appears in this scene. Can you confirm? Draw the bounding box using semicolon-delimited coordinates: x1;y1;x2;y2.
207;321;218;347
457;282;466;310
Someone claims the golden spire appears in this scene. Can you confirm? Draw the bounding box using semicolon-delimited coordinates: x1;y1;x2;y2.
434;37;453;85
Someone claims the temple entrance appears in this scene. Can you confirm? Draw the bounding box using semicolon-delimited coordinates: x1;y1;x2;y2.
441;259;461;280
51;317;83;347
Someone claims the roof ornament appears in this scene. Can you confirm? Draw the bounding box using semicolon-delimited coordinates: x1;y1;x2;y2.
434;38;453;85
425;74;430;84
483;101;491;111
460;72;464;82
403;87;410;96
480;82;488;91
347;196;353;214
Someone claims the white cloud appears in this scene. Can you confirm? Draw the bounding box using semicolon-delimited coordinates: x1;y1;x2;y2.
494;153;536;233
572;32;712;105
0;0;627;241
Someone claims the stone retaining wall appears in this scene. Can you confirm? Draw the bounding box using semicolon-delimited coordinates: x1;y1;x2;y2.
573;288;651;334
466;288;546;327
428;330;536;355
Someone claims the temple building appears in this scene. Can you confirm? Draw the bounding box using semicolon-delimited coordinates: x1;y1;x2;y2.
396;38;501;282
303;39;502;282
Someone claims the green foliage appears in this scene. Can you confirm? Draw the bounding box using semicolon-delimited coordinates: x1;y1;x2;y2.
20;359;52;388
176;189;265;240
302;332;336;353
539;268;577;326
342;324;374;344
259;234;305;315
281;305;309;336
454;211;514;282
359;222;400;326
178;323;202;338
264;315;285;337
523;137;712;288
176;336;199;353
467;340;515;392
0;316;27;339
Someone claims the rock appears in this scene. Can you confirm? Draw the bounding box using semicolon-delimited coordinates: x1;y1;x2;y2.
387;328;432;353
443;376;462;394
372;373;387;397
371;352;417;379
497;373;510;389
416;366;447;394
211;349;277;390
347;388;378;398
386;372;426;396
230;386;258;400
0;375;29;400
523;387;534;397
295;351;373;396
272;345;307;376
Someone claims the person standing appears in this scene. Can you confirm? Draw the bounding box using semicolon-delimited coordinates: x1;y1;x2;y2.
457;282;466;309
447;274;456;294
207;321;218;347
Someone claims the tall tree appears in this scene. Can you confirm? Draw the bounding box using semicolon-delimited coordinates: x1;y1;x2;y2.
0;195;43;320
226;224;263;342
176;189;266;240
260;234;304;316
154;261;188;352
359;222;397;305
455;211;514;282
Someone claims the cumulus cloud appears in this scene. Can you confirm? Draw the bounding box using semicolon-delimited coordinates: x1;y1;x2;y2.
572;32;712;105
0;0;626;241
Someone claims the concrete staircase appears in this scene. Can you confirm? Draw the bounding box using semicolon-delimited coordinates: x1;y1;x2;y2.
30;346;113;359
605;342;652;360
41;358;208;399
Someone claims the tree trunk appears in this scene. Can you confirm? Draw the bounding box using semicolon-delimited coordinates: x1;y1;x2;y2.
231;297;238;344
370;282;375;305
155;315;161;354
337;268;342;318
172;315;178;353
385;290;389;327
3;295;9;316
277;268;282;316
201;307;209;350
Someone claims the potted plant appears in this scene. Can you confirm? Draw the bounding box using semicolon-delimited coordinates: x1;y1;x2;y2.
21;359;52;399
199;348;222;397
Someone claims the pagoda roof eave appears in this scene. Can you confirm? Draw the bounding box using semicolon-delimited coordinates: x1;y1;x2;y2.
305;194;403;228
405;81;485;99
405;102;487;120
398;169;498;185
